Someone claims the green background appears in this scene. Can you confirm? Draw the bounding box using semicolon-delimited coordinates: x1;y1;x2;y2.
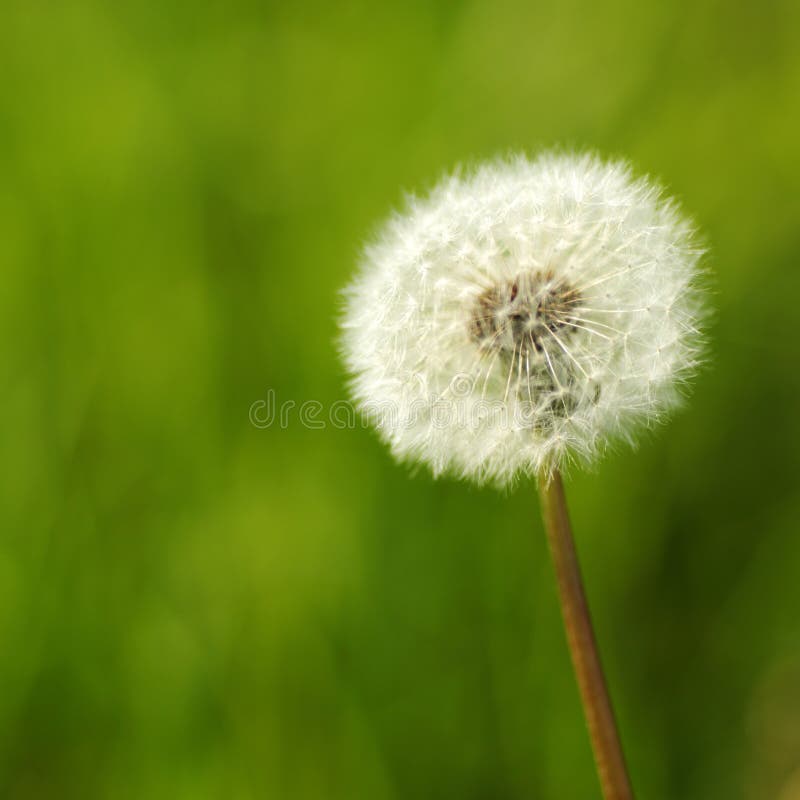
2;1;800;798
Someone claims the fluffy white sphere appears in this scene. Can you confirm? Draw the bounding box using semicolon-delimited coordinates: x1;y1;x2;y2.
340;152;706;486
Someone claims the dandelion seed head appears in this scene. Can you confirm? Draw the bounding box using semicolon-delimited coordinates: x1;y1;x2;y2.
340;151;708;486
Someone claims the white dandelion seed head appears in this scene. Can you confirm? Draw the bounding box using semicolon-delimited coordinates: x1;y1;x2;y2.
340;151;707;487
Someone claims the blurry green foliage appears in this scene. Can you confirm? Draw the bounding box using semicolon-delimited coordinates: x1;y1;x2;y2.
1;1;800;798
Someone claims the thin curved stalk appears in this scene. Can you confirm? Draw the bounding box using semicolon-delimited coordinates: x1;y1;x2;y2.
537;470;634;800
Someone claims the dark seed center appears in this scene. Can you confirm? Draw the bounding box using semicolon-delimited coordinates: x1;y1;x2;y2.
469;270;581;357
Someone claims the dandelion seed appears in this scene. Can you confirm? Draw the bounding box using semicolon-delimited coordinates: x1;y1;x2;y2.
340;151;706;486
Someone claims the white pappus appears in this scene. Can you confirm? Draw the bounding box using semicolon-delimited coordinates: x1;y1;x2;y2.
340;152;707;486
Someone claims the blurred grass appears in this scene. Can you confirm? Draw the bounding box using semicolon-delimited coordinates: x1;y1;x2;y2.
1;0;800;798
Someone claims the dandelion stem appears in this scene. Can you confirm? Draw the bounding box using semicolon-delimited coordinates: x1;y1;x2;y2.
537;470;634;800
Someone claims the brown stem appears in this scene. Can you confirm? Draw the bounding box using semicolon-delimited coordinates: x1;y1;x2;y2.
537;470;634;800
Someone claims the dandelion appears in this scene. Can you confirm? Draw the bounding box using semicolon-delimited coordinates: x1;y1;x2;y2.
341;152;704;485
340;151;708;800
